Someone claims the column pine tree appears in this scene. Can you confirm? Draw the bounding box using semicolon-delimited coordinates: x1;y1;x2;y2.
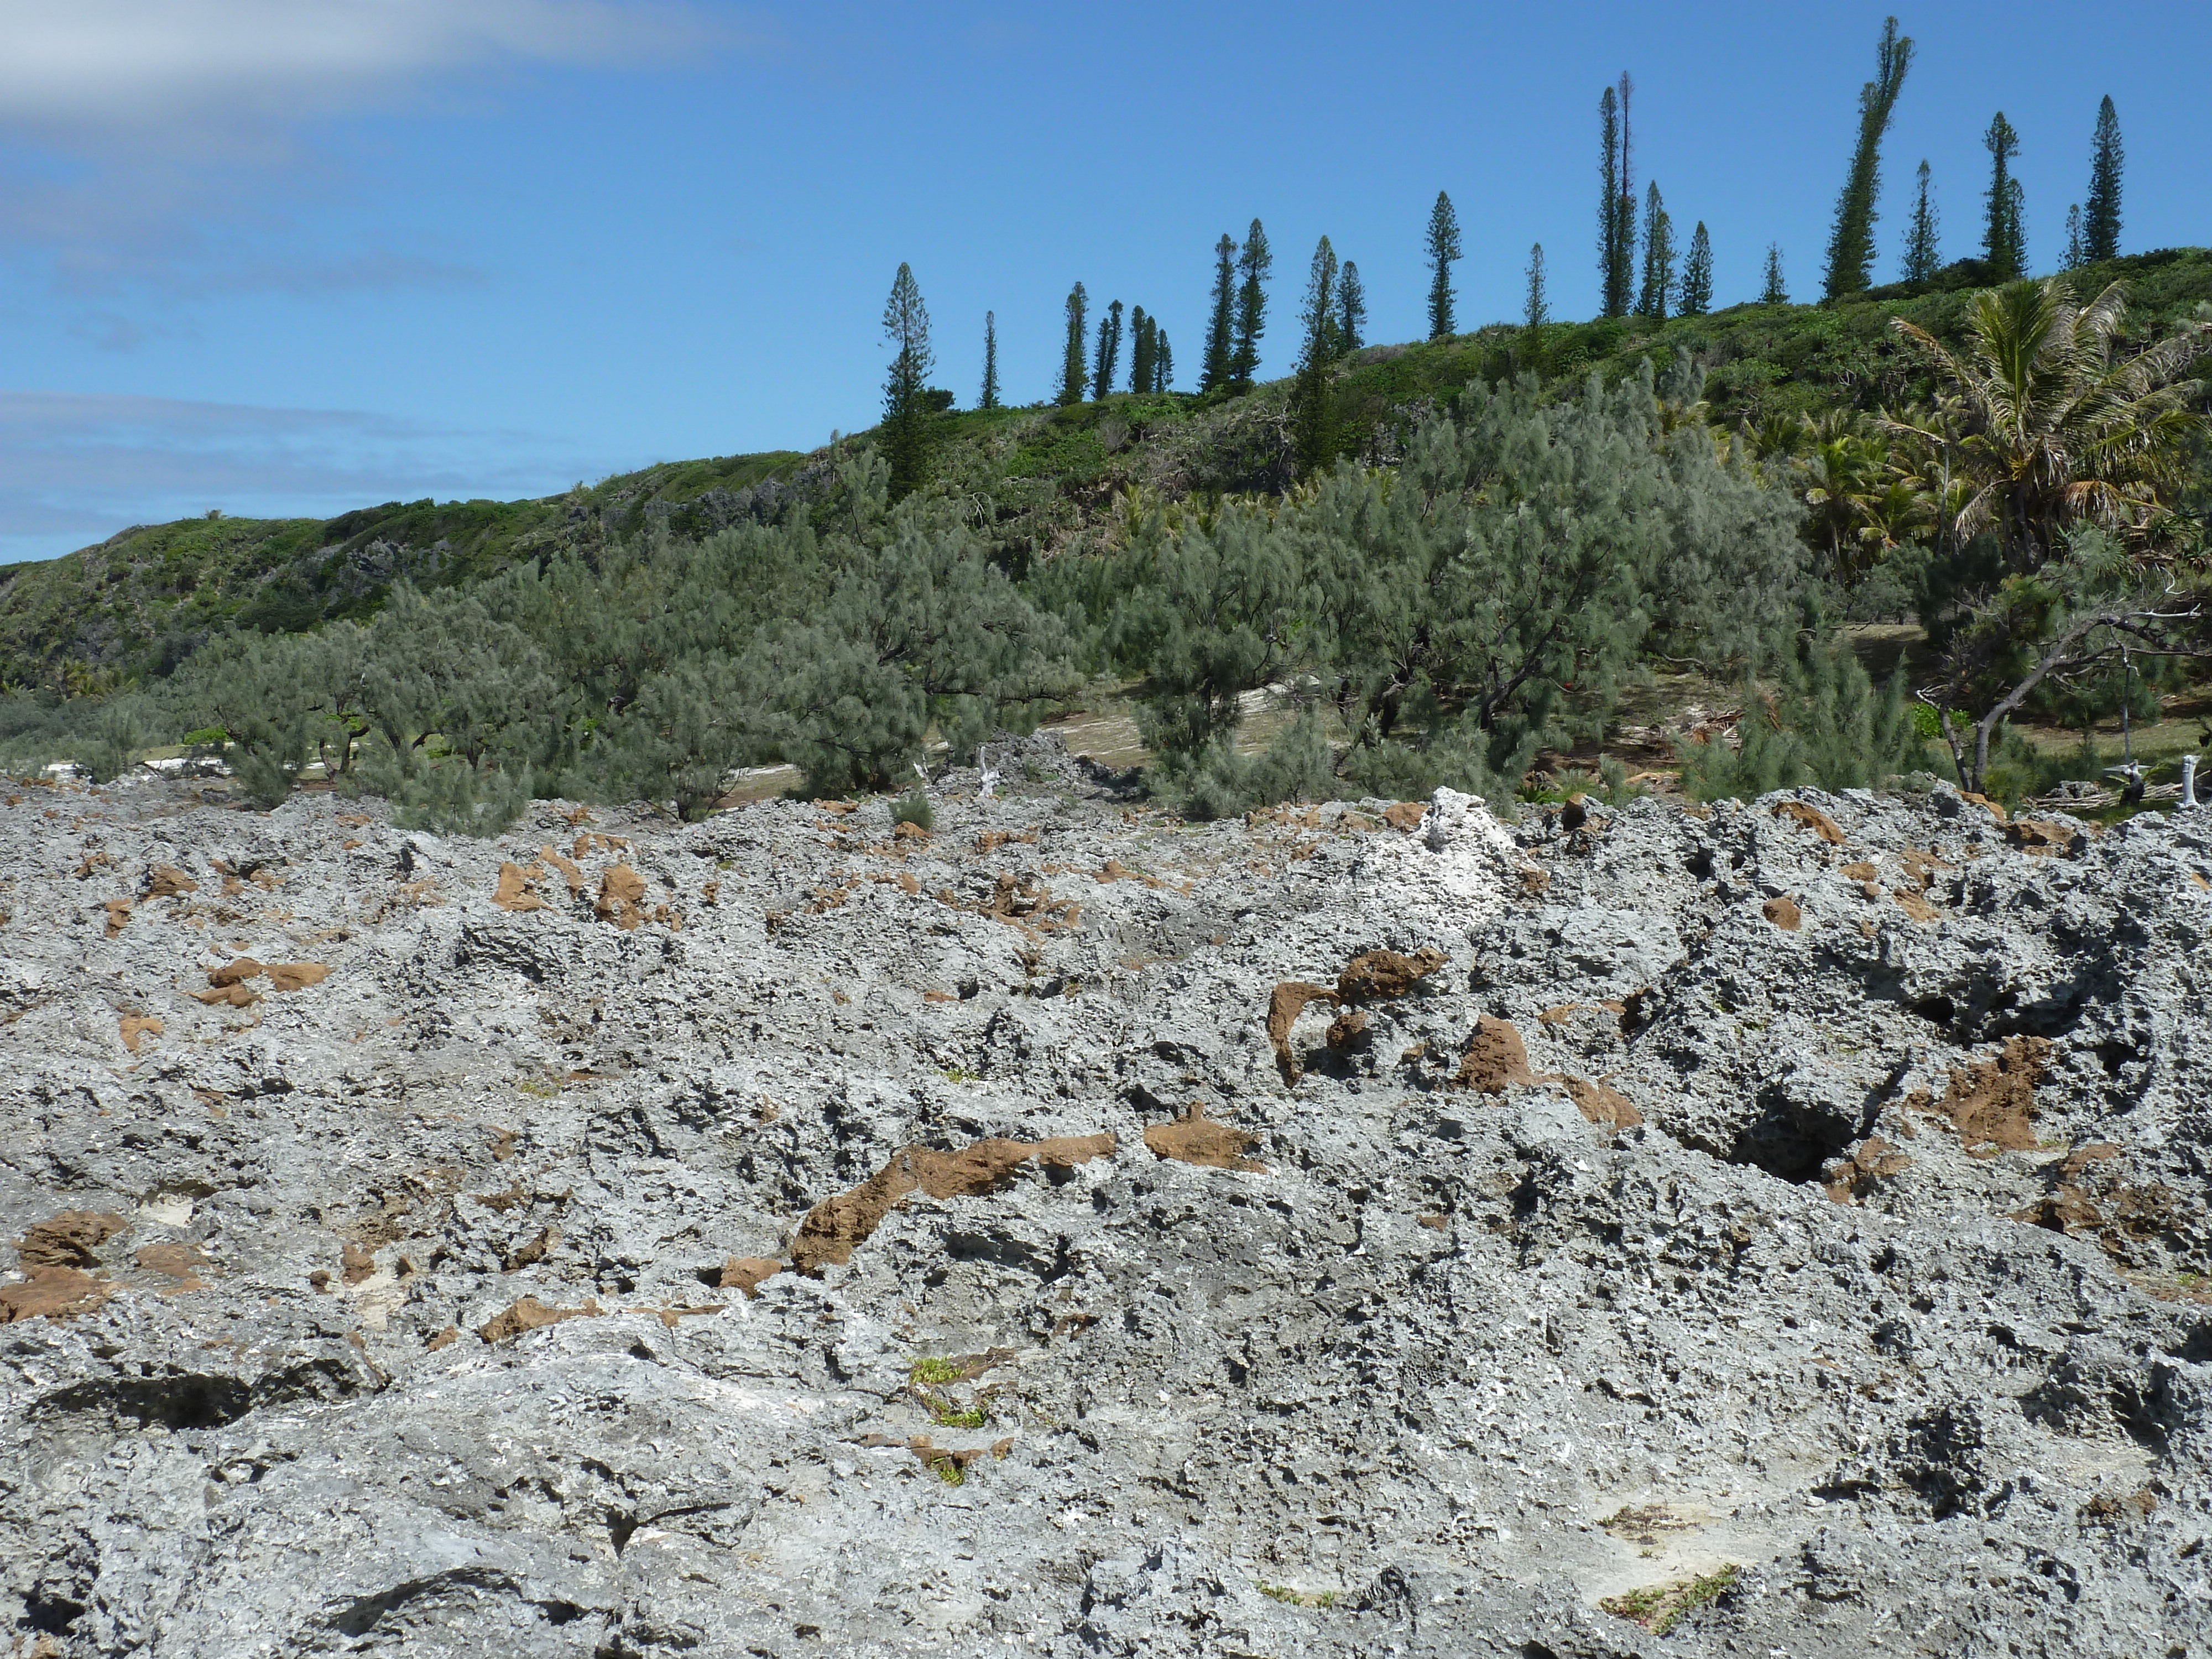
1636;181;1674;319
1291;235;1340;477
1761;244;1788;305
1154;330;1173;392
1981;112;2025;279
1425;192;1461;339
1600;75;1637;317
2083;95;2122;262
1058;283;1088;405
1093;299;1124;400
979;310;1000;411
1597;85;1621;318
1820;15;1914;301
1678;225;1712;316
1900;160;1940;284
1524;244;1549;328
1201;234;1237;393
1337;261;1365;353
1128;306;1154;396
880;262;934;500
1229;218;1271;390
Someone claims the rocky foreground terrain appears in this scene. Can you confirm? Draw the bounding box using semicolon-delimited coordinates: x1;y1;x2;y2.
4;735;2210;1658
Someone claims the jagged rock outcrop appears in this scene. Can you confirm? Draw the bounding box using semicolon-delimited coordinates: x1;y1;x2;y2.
2;754;2208;1656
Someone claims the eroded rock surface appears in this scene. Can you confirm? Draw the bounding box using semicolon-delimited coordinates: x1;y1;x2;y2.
3;759;2211;1657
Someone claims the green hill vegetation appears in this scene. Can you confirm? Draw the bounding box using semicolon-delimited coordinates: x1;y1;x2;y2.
6;18;2208;828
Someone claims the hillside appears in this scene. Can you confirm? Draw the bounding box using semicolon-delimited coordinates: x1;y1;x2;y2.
8;247;2206;694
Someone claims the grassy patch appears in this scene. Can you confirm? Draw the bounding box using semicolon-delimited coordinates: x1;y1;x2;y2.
1257;1583;1339;1608
1599;1563;1741;1635
910;1357;963;1385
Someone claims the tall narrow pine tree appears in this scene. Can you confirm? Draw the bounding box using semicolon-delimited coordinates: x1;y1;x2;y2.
1093;299;1124;400
1201;234;1237;393
1597;85;1622;318
1678;225;1712;316
1524;244;1550;328
1761;244;1788;305
1636;181;1674;319
1291;236;1340;477
1154;330;1173;392
1820;15;1915;300
1981;112;2025;279
1900;160;1940;284
1337;261;1365;353
1128;307;1154;395
2062;205;2086;270
1229;218;1271;390
1058;283;1088;405
881;263;934;500
979;310;1000;411
2083;95;2122;262
1425;192;1461;339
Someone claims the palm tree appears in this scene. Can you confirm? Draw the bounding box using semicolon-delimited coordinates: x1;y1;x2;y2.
1882;277;2209;571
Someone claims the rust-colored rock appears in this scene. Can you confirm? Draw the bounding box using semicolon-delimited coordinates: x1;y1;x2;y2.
893;819;931;842
789;1133;1116;1276
135;1241;211;1290
1381;801;1428;833
1894;889;1942;924
503;1226;561;1271
1325;1006;1369;1050
341;1241;377;1286
103;899;132;937
118;1014;163;1053
1958;791;2008;821
1453;1016;1535;1093
194;983;259;1008
1823;1136;1914;1203
1761;895;1802;931
425;1324;460;1351
1336;947;1448;1003
1771;801;1845;844
1556;1074;1643;1130
1142;1105;1267;1173
718;1255;784;1297
493;863;549;912
2006;818;2084;858
596;864;649;929
264;963;329;993
1910;1036;2052;1157
20;1211;131;1267
144;864;199;898
0;1266;114;1323
1840;860;1879;883
479;1295;603;1342
210;957;262;987
1266;981;1339;1081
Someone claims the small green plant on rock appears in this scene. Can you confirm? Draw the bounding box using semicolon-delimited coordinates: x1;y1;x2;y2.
1599;1563;1741;1635
1257;1583;1339;1608
910;1357;963;1385
891;791;935;833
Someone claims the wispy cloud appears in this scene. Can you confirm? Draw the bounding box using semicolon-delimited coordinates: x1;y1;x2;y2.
0;389;599;564
0;1;733;129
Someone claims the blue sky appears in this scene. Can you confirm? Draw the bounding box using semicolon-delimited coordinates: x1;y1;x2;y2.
1;0;2205;563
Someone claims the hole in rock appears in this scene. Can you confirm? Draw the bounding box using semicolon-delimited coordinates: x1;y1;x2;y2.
25;1590;86;1634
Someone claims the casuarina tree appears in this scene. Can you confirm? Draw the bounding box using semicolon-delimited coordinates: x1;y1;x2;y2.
1425;192;1461;339
1900;160;1940;284
979;310;1000;410
1820;15;1914;301
1230;218;1271;390
2083;95;2122;263
1982;113;2026;280
1678;223;1712;316
881;262;935;500
1058;282;1089;405
1201;234;1236;393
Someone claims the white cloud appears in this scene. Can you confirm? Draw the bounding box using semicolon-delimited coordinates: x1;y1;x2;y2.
0;389;600;564
0;1;730;128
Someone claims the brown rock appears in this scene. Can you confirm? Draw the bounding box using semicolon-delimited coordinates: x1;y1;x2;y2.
1761;895;1803;931
1893;889;1942;925
1912;1036;2052;1157
19;1211;131;1267
596;864;650;929
1336;947;1448;1003
718;1255;784;1297
103;898;132;937
209;957;262;987
1556;1074;1643;1129
493;863;549;912
1823;1135;1915;1203
143;864;199;898
1325;1007;1370;1050
789;1133;1117;1276
341;1242;377;1286
479;1295;603;1343
1839;860;1879;882
0;1266;114;1323
502;1227;561;1271
1559;794;1589;832
1142;1105;1267;1173
1958;791;2008;821
425;1324;460;1351
118;1014;163;1053
264;963;329;993
135;1242;211;1290
1266;982;1340;1081
1453;1016;1535;1093
1771;800;1845;844
2006;818;2085;858
1381;801;1428;833
893;819;931;842
193;983;259;1008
